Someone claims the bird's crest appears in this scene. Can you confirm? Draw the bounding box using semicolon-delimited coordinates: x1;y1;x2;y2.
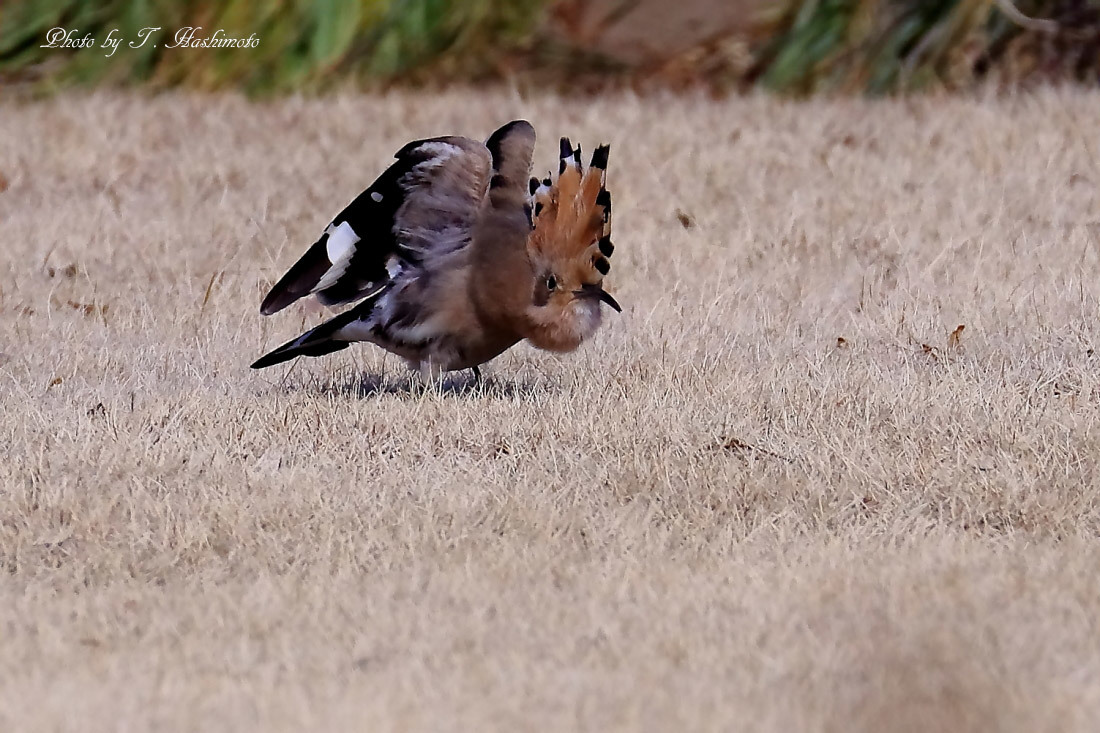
527;139;613;287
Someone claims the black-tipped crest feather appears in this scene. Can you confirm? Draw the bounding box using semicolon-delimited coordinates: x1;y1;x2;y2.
590;145;609;169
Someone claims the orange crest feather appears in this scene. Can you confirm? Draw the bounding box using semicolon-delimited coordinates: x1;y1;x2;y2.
527;139;612;285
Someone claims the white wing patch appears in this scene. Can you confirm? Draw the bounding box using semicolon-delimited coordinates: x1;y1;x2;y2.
325;221;359;263
314;220;361;293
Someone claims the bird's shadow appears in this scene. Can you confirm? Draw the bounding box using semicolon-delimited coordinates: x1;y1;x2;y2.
294;370;553;400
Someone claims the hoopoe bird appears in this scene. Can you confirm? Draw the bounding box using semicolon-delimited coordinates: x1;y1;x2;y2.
251;120;619;381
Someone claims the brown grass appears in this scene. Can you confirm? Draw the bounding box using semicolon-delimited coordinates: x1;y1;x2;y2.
2;87;1100;731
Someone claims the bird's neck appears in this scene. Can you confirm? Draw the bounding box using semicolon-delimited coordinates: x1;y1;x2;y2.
469;195;538;336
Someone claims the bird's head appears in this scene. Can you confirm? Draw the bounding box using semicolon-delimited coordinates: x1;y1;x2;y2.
523;139;619;353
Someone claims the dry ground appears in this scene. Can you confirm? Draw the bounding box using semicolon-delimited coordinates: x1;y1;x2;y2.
2;88;1100;731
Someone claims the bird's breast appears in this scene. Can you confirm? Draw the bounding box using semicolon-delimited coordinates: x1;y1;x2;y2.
349;265;522;371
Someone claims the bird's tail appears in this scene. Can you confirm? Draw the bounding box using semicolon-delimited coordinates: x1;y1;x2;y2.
250;298;374;369
527;138;613;277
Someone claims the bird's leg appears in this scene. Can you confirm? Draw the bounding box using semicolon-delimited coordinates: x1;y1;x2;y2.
417;360;444;391
471;365;482;385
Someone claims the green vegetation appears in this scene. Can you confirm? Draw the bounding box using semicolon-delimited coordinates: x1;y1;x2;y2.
0;0;545;92
0;0;1094;94
751;0;1090;94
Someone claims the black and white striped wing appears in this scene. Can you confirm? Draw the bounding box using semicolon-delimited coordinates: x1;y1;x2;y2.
259;135;494;316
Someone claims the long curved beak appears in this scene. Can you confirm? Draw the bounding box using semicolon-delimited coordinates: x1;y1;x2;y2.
574;284;622;313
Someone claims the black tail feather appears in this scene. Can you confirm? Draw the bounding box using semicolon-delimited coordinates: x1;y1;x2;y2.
250;333;350;369
251;296;377;369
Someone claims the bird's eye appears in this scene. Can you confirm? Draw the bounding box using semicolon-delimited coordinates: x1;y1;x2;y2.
546;275;557;291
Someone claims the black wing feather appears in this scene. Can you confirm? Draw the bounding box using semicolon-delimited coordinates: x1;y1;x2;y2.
259;138;469;316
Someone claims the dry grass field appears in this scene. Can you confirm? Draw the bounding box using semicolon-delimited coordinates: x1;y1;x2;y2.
3;87;1100;731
